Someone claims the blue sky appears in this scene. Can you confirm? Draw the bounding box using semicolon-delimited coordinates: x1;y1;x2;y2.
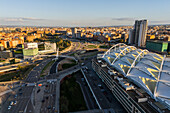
0;0;170;27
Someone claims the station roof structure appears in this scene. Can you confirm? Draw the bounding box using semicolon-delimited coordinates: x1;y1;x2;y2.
101;43;170;107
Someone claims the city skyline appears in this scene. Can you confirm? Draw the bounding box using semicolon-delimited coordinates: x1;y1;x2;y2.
0;0;170;27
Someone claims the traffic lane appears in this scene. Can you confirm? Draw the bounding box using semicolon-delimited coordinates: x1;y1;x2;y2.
85;73;110;109
84;86;99;109
3;86;33;113
3;59;52;113
47;65;80;80
18;87;33;99
50;57;65;74
46;82;56;113
84;62;111;109
10;87;34;113
77;74;97;109
40;82;56;113
26;99;34;113
1;92;16;113
8;98;29;113
25;58;52;82
85;61;126;113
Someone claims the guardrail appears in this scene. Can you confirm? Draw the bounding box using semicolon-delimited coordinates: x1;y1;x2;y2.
81;69;102;109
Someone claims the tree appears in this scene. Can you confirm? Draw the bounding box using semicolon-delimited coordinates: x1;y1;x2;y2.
10;58;15;64
60;96;69;113
17;65;22;70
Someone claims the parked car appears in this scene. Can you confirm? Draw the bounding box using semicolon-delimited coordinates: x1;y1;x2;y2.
8;105;11;110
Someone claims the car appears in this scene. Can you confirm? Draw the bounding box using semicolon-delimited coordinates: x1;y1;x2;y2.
81;78;85;82
21;83;27;87
13;101;17;105
46;96;49;99
14;94;17;98
53;107;55;110
98;84;102;87
37;89;41;93
85;66;88;70
44;90;49;93
8;105;11;110
10;101;14;105
19;88;22;91
47;106;51;109
81;63;85;66
41;100;45;103
101;89;105;92
19;92;22;95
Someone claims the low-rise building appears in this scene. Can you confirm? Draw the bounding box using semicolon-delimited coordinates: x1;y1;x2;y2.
146;40;169;54
23;48;38;59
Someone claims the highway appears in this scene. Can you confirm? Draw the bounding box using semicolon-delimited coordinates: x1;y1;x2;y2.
50;57;65;74
25;59;52;83
1;39;111;113
0;62;28;73
40;82;56;113
2;58;52;113
82;58;126;113
76;72;98;109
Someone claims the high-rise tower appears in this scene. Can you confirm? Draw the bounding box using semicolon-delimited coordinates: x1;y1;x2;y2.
71;28;77;38
128;20;148;47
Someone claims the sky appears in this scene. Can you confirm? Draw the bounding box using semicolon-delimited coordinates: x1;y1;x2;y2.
0;0;170;27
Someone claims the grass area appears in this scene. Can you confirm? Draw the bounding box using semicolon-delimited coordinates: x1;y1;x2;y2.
81;51;98;58
0;64;36;82
87;45;97;48
99;45;110;49
60;72;87;112
0;60;5;62
62;60;77;70
40;60;55;77
69;53;75;56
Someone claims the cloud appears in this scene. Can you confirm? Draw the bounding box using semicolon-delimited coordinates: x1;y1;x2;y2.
150;20;170;24
0;17;46;22
112;17;134;21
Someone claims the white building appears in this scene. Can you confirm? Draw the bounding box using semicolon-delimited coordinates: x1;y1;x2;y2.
24;43;38;49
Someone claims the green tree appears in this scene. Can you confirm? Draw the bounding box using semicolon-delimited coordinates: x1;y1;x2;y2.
10;58;15;64
17;65;22;70
60;96;69;113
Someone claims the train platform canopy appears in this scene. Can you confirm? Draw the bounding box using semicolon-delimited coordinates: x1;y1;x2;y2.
101;43;170;108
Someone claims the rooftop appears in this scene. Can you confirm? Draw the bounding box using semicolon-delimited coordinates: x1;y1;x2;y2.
98;43;170;110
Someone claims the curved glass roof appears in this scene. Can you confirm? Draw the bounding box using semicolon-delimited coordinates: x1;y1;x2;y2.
101;43;170;107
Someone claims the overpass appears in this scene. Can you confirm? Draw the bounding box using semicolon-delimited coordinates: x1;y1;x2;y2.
34;54;77;62
34;47;77;61
35;64;81;113
0;54;77;74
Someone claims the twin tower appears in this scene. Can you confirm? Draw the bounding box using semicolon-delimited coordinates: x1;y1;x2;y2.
128;20;148;47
